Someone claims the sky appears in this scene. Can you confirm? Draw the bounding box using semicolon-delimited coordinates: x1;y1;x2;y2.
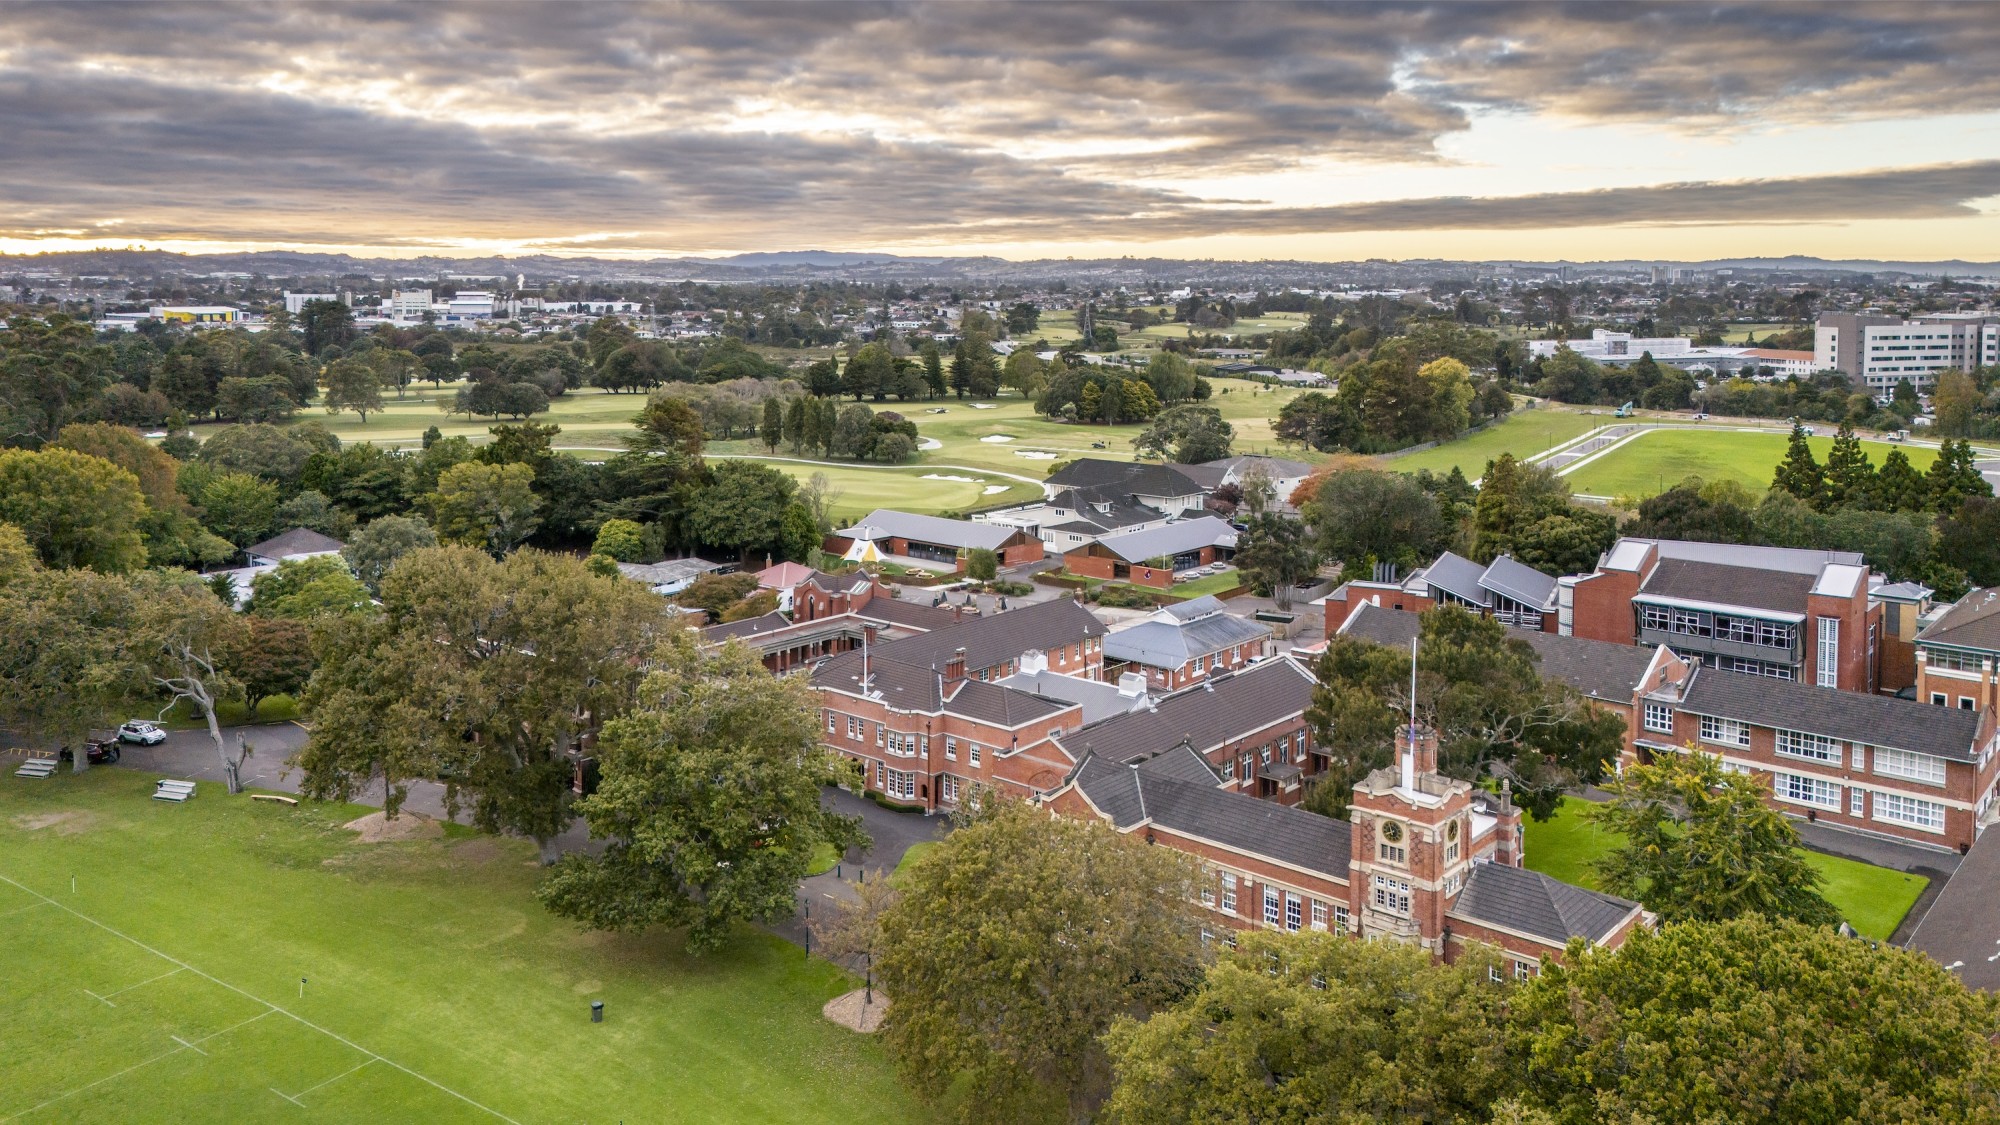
2;1;1999;263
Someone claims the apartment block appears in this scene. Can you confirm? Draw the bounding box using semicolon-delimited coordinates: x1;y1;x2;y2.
1816;311;2000;396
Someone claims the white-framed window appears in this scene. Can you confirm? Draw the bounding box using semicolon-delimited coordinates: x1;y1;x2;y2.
1443;871;1462;897
875;723;885;747
1445;838;1460;863
1850;787;1865;816
875;761;885;788
1962;697;1978;711
1776;729;1839;763
1263;887;1281;926
940;775;959;804
1371;874;1411;916
1194;654;1207;673
1200;883;1215;907
1875;747;1946;786
884;768;917;801
1285;894;1302;932
1260;746;1272;765
1775;772;1841;809
826;710;836;734
1515;960;1535;981
847;716;862;739
1241;753;1255;781
1849;742;1866;770
1489;966;1505;983
1817;617;1839;688
1294;730;1307;760
1222;758;1236;782
1698;715;1750;748
1221;874;1237;914
1932;692;1949;706
1876;791;1947;832
968;742;981;767
944;736;957;760
1643;702;1674;734
1334;904;1350;935
1310;901;1328;931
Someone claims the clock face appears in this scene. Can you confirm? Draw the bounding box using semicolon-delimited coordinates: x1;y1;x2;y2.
1380;820;1404;843
1447;820;1460;841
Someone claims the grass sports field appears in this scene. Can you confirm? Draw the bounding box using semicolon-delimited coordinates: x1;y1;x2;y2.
1385;407;1605;479
0;768;917;1124
1523;797;1926;941
711;458;1041;519
1560;427;1942;500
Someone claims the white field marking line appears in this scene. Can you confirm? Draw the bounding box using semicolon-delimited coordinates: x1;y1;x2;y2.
286;1057;375;1102
169;1035;206;1056
1549;426;1656;478
269;1088;306;1107
0;873;524;1125
99;965;186;1000
81;989;114;1007
2;1042;192;1121
0;901;51;921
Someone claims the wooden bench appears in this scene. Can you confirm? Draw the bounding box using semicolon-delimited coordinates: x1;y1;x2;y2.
250;794;298;806
14;760;56;779
153;779;197;803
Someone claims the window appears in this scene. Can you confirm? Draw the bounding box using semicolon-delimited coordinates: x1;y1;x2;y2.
1640;604;1672;631
875;723;885;747
1443;871;1462;897
1222;758;1236;782
940;775;960;804
1310;901;1328;931
1294;730;1307;760
1643;703;1673;734
1850;787;1865;816
968;742;980;767
1284;894;1302;932
1194;654;1206;674
1200;884;1215;907
1241;753;1255;781
1817;617;1839;688
1515;960;1535;981
1876;791;1946;832
826;711;836;734
1775;772;1841;809
1489;966;1505;983
884;768;917;801
1962;697;1977;711
1699;715;1751;748
1776;729;1839;763
1334;905;1350;935
1221;875;1237;914
944;736;957;760
1263;887;1281;927
1445;839;1460;863
847;716;861;739
1379;842;1405;863
1849;743;1866;771
1876;747;1946;785
1371;874;1411;916
1932;692;1949;706
1260;746;1272;765
875;761;885;788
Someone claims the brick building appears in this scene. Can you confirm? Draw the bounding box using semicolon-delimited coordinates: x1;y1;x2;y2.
699;570;963;671
1064;516;1239;589
1101;596;1273;691
828;509;1045;572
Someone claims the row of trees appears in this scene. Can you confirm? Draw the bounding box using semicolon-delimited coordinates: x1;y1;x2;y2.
758;396;920;463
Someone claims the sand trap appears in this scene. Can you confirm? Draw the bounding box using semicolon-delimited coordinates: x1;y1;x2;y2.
982;485;1010;494
14;810;95;835
916;437;942;450
970;403;997;410
922;473;980;484
1014;450;1060;460
343;810;443;843
979;434;1015;443
823;987;890;1033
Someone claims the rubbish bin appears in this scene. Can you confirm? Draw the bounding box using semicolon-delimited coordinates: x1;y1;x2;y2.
591;1001;604;1023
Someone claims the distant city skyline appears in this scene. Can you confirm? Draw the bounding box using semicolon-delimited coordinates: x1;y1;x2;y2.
2;1;1997;262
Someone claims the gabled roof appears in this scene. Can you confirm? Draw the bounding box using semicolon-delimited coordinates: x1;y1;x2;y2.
756;561;815;590
1479;555;1557;610
1089;516;1239;564
1417;551;1490;607
1449;862;1639;946
1338;604;1657;704
1917;588;2000;653
1060;657;1314;763
1636;558;1816;616
1678;666;1987;762
807;569;872;593
1104;611;1271;669
700;610;793;643
863;596;1105;674
1045;487;1170;533
811;650;1075;728
837;509;1018;552
1065;752;1352;878
245;527;346;560
617;557;726;586
1044;458;1204;498
854;596;962;632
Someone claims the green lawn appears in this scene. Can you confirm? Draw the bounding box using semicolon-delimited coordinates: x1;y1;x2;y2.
1386;408;1606;479
188;384;656;453
0;768;919;1123
1523;797;1927;941
1166;570;1246;599
888;843;937;890
1561;427;1941;500
710;457;1040;519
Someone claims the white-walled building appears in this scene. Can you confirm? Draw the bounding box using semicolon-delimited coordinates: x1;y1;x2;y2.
390;289;434;323
1816;312;2000;396
283;291;340;314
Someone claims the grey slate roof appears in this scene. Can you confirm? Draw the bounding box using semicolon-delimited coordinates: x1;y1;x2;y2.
1648;538;1863;574
1068;753;1353;877
861;595;1105;675
1917;588;2000;654
996;669;1151;724
837;509;1017;552
1338;604;1657;703
1090;516;1239;564
854;597;962;632
1678;666;1986;762
1044;459;1204;499
700;611;794;643
811;649;1073;727
1449;862;1639;945
1045;488;1170;534
1104;610;1271;669
1479;554;1557;610
1419;552;1490;606
245;527;346;560
1134;743;1223;784
1060;657;1315;763
1637;558;1816;615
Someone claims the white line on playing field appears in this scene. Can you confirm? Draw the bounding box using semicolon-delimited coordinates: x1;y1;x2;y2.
0;873;524;1125
99;966;185;1000
288;1058;375;1100
0;901;50;921
1;1044;192;1121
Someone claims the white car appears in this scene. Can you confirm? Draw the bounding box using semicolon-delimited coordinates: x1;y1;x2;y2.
117;721;167;745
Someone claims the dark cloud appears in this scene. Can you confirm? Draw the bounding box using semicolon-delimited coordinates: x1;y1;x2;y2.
0;2;1994;250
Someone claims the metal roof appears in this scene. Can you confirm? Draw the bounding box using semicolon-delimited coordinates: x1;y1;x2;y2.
1103;612;1271;669
837;509;1018;552
1418;551;1490;607
245;527;346;560
1478;555;1557;610
1090;516;1239;564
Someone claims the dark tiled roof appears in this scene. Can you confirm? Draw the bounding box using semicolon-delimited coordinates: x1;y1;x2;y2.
810;650;1072;728
1044;459;1204;498
1917;588;2000;654
245;527;345;559
1339;605;1656;704
855;597;961;632
1134;743;1222;784
870;596;1105;673
1678;666;1986;762
1047;487;1170;534
700;611;793;643
808;569;871;593
1638;558;1815;615
1449;863;1639;945
1069;754;1352;877
1060;658;1314;763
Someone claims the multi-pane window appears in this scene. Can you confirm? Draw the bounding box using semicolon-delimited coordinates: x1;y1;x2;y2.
826;711;836;734
1200;883;1215;907
1515;960;1535;981
1876;791;1946;831
1817;618;1840;688
1776;729;1839;763
1775;772;1841;808
1222;758;1236;782
1333;905;1350;935
1445;839;1460;863
1640;605;1672;631
1221;875;1237;914
1379;843;1405;864
1310;901;1328;931
875;761;885;788
1241;753;1255;781
940;775;959;804
1643;703;1673;734
1926;648;1984;672
1698;715;1751;748
1263;887;1281;927
944;736;957;760
1850;787;1865;816
1875;747;1946;786
847;716;862;739
1294;730;1307;760
1372;875;1411;916
1284;895;1302;932
884;769;917;801
1757;620;1794;649
875;723;885;747
968;742;980;767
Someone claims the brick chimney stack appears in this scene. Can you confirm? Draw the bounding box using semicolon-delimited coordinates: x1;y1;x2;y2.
1397;722;1439;781
944;647;967;685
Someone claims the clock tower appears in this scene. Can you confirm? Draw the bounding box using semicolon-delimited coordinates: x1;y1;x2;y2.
1346;720;1490;953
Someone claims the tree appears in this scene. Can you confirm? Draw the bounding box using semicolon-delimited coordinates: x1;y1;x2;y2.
49;422;228;567
0;560;141;768
216;375;299;423
1534;346;1600;403
1822;422;1877;509
1937;496;2000;587
320;358;383;423
0;448;149;572
779;502;820;564
197;422;323;487
584;315;638;369
300;547;665;859
430;461;542;556
1876;448;1930;512
685;460;796;560
1928;438;1989;512
1302;467;1449;571
198;471;280;548
133;572;253;791
1587;749;1840;926
1234;512;1315;608
1103;930;1517;1124
1142;351;1196;405
759;396;783;453
274;488;352;541
1934;367;1980;436
538;633;865;953
297;299;356;355
246;555;371;619
964;547;998;582
876;801;1205;1123
230;615;314;716
341;514;437;593
1133;405;1233;463
1511;915;2000;1124
1471;454;1603;572
591;518;647;562
1771;422;1828;508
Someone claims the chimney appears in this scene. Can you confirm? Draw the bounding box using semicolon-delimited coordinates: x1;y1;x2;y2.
1399;722;1438;778
944;647;967;685
863;623;880;649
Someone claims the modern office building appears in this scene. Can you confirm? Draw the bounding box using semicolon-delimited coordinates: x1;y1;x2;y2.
1815;312;2000;396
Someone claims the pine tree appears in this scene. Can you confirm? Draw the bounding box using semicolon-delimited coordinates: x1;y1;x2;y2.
949;340;971;399
759;397;783;454
1770;423;1827;509
1822;422;1876;510
921;343;946;398
784;396;809;454
1927;438;1990;512
1875;448;1928;512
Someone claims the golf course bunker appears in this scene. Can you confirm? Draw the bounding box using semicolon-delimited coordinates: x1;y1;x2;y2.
922;473;981;484
982;485;1010;494
1014;450;1060;460
917;437;943;449
979;434;1015;443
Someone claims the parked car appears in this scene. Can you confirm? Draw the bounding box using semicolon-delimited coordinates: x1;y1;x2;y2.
57;737;120;764
117;720;167;745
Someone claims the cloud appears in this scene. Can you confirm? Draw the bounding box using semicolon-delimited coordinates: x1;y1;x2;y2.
0;2;1996;252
